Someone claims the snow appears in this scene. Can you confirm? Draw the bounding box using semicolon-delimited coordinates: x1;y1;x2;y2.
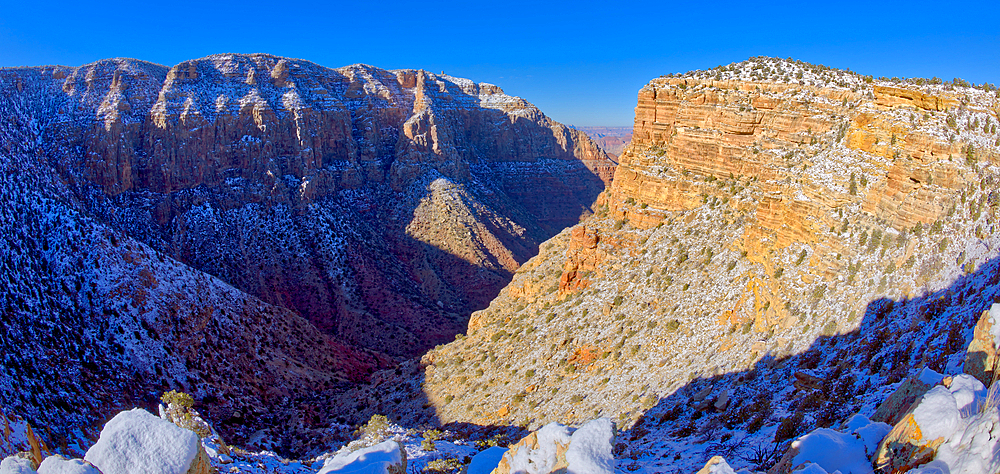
910;460;950;474
917;409;1000;474
917;367;944;386
36;456;100;474
852;421;891;457
947;374;986;414
792;464;833;474
843;415;891;456
0;457;36;474
466;447;507;474
502;422;571;474
83;408;199;474
912;386;961;441
317;440;403;474
790;428;873;474
700;456;737;474
989;303;1000;350
565;418;615;474
843;414;873;432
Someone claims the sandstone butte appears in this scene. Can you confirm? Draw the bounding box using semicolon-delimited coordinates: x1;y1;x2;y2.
346;59;1000;465
0;54;614;455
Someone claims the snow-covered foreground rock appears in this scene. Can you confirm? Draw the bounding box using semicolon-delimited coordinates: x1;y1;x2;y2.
83;408;209;474
493;418;615;474
705;367;1000;474
316;440;405;474
35;456;100;474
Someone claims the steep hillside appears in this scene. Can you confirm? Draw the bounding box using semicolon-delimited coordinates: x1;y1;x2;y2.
0;54;614;458
0;150;390;455
0;54;614;358
385;57;1000;470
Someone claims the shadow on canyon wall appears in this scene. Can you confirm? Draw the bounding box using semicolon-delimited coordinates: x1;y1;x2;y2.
410;251;1000;471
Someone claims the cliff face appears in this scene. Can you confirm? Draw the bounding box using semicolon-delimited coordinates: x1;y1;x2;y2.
402;59;1000;461
0;54;614;456
574;126;633;157
0;54;614;358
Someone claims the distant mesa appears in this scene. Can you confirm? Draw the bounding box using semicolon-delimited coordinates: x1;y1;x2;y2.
572;125;633;157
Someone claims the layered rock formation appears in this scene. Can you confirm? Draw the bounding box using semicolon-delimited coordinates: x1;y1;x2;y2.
367;57;1000;472
574;126;632;157
0;54;614;358
0;54;614;456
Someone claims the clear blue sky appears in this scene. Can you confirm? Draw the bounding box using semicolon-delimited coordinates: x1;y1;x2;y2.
1;1;997;126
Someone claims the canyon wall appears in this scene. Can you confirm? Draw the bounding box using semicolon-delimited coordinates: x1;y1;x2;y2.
0;54;615;358
360;60;1000;469
0;54;615;456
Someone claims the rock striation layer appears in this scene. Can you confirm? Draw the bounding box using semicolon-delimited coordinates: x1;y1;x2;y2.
0;54;614;456
0;54;614;359
366;58;1000;473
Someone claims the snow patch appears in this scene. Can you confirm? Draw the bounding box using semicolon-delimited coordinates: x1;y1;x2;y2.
83;408;199;474
947;374;986;414
917;367;945;386
0;456;36;474
790;428;873;474
565;418;614;474
912;386;961;442
317;439;403;474
466;446;507;474
36;456;100;474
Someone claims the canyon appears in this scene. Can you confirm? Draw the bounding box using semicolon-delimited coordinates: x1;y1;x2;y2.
0;53;613;454
353;58;1000;473
3;55;1000;474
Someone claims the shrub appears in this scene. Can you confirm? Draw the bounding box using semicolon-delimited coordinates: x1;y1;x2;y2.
421;438;438;451
424;457;464;474
774;412;804;442
160;391;210;438
161;390;194;409
359;414;390;440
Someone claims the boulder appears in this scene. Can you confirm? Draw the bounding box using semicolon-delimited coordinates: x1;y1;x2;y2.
873;386;959;473
0;454;37;474
792;372;824;391
871;376;934;426
36;455;101;474
317;440;406;474
963;304;1000;388
697;456;737;474
491;418;615;474
83;408;211;474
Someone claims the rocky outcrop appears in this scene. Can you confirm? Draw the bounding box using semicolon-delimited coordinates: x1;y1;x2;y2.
0;54;614;454
490;419;614;474
83;409;211;474
871;377;934;426
964;304;1000;387
408;57;1000;442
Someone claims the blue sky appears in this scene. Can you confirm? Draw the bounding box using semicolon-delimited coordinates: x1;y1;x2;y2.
1;1;997;126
